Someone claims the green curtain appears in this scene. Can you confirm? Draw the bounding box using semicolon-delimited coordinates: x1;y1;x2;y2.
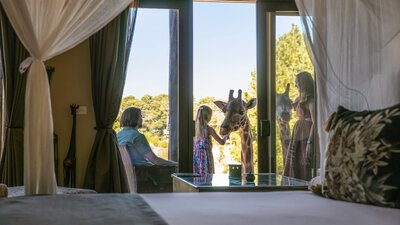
0;6;29;186
84;7;137;193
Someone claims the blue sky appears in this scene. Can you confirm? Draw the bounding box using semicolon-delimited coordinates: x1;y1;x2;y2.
124;2;300;100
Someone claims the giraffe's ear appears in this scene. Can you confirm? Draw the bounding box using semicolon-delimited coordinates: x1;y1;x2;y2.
246;98;257;110
214;101;227;112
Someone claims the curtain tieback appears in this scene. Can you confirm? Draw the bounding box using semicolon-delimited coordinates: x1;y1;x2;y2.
19;57;44;74
19;57;34;74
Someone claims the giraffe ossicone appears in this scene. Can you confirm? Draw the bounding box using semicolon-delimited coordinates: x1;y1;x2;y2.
214;89;256;174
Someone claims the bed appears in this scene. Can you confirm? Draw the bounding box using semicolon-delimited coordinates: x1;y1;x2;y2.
1;191;398;225
0;193;167;225
2;103;399;225
141;191;400;225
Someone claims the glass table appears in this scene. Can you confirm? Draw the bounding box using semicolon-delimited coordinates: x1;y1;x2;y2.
172;173;309;192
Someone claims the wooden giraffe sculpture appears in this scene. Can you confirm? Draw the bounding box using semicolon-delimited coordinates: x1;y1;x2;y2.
276;84;293;166
63;104;79;188
214;90;256;174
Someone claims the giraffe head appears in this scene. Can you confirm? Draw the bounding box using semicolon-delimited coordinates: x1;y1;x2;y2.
214;89;256;136
276;83;292;124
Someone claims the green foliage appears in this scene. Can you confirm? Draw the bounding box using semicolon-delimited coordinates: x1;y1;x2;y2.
276;24;314;99
115;94;169;134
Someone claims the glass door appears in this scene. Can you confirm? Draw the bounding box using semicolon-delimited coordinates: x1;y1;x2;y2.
256;0;318;180
118;8;171;160
116;0;193;172
274;15;315;179
193;1;258;174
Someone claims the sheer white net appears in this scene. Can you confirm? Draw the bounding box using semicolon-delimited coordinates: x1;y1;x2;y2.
0;0;132;195
295;0;400;179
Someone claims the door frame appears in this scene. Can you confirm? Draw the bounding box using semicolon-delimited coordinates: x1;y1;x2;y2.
138;0;193;172
256;0;298;173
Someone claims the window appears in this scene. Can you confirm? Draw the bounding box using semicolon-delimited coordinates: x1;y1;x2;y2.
118;0;193;172
120;0;318;179
274;15;315;178
193;2;257;174
256;0;318;180
119;9;171;160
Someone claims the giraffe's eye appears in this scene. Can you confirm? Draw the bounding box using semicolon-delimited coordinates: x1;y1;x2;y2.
238;110;245;115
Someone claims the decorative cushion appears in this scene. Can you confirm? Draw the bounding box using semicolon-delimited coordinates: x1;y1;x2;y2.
308;176;324;197
323;104;400;208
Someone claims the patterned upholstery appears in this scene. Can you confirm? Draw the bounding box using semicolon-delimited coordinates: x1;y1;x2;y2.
6;186;96;198
323;104;400;208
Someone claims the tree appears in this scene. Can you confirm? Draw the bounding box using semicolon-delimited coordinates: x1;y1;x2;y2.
276;24;313;98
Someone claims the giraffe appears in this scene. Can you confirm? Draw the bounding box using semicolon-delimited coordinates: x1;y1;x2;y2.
276;83;292;166
214;90;256;174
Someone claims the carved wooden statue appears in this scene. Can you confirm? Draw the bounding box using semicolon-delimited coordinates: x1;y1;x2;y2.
63;104;79;188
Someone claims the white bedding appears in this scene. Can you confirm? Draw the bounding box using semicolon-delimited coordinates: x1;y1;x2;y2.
0;191;397;225
141;191;400;225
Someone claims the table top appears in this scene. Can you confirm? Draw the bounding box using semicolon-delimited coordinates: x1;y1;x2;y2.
172;173;309;192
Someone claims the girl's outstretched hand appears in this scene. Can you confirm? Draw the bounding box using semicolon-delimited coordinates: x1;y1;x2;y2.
222;135;230;142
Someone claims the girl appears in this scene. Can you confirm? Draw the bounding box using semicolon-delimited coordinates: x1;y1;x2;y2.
193;105;228;175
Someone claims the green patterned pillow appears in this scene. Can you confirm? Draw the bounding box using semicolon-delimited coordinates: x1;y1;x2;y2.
323;104;400;208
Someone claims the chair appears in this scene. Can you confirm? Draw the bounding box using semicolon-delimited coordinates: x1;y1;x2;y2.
118;145;176;193
118;145;137;193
